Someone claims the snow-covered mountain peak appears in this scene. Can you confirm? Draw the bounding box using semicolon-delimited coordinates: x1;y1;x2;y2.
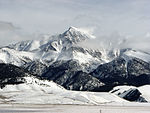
61;26;93;44
7;26;95;52
66;26;96;38
65;26;85;35
68;26;77;31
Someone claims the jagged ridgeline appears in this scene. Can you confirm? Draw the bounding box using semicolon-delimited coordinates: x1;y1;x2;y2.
0;27;150;92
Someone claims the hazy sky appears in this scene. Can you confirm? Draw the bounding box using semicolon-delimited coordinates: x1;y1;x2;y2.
0;0;150;49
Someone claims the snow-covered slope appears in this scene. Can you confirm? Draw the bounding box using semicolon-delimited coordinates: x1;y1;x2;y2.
0;76;126;105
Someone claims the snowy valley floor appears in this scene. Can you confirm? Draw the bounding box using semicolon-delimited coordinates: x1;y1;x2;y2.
1;77;150;113
0;104;150;113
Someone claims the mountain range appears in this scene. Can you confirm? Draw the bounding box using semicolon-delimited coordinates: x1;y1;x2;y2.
0;26;150;103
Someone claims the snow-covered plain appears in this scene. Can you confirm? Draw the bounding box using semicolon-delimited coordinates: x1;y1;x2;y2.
0;77;150;113
0;77;126;105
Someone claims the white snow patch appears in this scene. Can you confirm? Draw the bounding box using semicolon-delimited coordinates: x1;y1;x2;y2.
138;85;150;102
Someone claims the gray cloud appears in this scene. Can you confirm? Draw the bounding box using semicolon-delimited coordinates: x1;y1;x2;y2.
0;21;21;46
0;21;37;46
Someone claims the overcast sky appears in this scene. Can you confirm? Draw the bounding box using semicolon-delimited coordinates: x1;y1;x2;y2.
0;0;150;49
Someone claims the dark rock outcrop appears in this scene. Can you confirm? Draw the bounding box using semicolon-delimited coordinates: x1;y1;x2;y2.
0;63;31;88
119;88;141;101
91;57;150;88
22;60;49;76
110;88;147;102
91;57;127;84
41;57;150;92
42;60;106;91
